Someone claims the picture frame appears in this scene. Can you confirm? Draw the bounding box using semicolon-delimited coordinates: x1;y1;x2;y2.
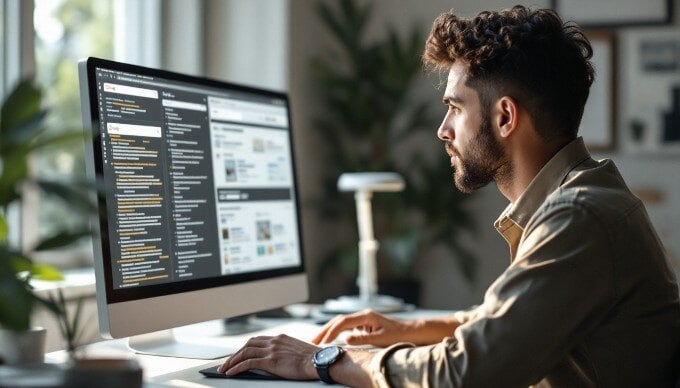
551;0;673;28
619;27;680;153
580;30;616;151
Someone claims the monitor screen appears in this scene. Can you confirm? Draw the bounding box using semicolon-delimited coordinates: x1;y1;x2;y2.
79;57;307;343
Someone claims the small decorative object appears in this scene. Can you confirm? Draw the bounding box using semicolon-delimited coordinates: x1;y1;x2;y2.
0;327;47;365
63;358;142;388
662;86;680;142
630;118;646;143
44;288;86;359
50;286;141;387
619;27;680;153
322;172;407;314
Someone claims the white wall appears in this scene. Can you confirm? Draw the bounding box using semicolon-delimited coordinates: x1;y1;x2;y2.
205;0;289;90
290;0;680;309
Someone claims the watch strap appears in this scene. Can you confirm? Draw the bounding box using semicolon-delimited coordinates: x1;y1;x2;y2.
316;364;336;384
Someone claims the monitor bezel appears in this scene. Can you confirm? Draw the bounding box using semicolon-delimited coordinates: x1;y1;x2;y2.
80;57;306;305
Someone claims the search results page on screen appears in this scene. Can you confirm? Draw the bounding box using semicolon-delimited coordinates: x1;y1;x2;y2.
94;68;301;289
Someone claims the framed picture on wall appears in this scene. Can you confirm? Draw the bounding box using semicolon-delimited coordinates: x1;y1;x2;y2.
619;27;680;153
580;30;616;151
551;0;673;28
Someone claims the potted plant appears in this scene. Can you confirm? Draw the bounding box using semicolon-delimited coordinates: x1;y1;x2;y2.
0;79;92;365
312;0;478;304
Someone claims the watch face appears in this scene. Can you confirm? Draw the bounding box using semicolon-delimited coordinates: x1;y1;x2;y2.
315;346;341;366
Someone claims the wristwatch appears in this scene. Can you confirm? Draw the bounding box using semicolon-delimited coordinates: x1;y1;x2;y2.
312;345;345;384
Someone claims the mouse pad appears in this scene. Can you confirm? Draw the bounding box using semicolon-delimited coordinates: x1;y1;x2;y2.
199;365;282;380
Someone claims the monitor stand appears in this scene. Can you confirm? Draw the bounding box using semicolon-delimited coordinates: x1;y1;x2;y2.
127;329;234;359
222;315;266;336
320;294;408;315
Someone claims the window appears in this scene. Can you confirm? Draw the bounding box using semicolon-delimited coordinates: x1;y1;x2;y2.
4;0;264;269
6;0;162;268
32;0;114;264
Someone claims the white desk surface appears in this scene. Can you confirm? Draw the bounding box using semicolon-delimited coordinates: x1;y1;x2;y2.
45;308;453;387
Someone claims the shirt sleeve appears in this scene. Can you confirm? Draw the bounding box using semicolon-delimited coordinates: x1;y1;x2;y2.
377;202;616;387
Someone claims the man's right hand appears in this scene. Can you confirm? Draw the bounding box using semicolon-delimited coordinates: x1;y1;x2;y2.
312;309;461;347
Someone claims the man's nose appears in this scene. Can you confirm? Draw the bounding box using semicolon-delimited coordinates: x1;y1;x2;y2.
437;112;454;141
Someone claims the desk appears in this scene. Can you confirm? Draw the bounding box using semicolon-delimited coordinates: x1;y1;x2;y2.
45;308;452;387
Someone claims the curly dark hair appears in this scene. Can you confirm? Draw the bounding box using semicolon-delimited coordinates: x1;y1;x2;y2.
423;5;594;141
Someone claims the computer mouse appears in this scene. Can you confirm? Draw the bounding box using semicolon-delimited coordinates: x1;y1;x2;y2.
199;365;281;380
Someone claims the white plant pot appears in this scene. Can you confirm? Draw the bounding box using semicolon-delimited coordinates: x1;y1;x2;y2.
0;327;47;365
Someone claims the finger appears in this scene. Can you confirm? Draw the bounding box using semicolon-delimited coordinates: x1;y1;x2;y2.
312;314;345;344
217;345;269;373
217;342;248;373
313;310;379;344
318;313;375;344
225;358;264;377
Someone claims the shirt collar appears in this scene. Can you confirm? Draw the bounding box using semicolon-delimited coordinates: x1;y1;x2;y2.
501;137;591;229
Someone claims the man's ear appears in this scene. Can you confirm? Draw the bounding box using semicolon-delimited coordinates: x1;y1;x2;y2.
495;96;519;138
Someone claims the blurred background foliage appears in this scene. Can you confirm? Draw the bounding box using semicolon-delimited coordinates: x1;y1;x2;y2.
311;0;478;295
0;79;93;331
34;0;112;245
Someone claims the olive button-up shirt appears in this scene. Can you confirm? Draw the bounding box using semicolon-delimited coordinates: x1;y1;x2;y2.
373;138;680;387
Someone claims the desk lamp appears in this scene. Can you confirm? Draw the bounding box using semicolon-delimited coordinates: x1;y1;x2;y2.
321;172;408;314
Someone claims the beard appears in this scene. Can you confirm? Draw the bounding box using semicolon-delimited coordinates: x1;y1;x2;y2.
445;115;507;193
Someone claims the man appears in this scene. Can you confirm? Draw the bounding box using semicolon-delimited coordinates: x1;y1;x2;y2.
218;5;680;386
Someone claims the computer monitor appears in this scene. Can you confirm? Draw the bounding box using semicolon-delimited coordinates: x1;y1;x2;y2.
78;57;308;359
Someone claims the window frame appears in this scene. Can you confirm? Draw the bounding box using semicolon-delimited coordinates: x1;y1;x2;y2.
4;0;164;268
2;0;35;96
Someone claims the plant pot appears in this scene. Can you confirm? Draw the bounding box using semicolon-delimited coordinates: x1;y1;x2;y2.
63;358;143;388
0;327;47;365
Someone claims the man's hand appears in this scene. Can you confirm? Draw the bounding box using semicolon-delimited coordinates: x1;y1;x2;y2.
217;334;318;380
216;334;375;387
313;309;411;347
313;309;461;347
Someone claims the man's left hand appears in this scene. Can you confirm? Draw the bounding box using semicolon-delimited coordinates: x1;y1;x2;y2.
216;334;320;380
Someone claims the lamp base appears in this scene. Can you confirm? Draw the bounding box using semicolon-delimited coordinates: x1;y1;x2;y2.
320;294;410;315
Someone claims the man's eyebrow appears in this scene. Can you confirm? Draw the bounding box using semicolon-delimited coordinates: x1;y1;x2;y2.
442;95;464;105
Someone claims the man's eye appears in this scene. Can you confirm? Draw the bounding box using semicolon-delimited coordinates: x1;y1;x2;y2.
450;106;461;114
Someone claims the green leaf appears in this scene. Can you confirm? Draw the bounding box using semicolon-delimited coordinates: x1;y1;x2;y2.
0;280;34;331
0;109;48;153
69;295;85;352
25;130;84;153
33;229;91;251
35;179;97;214
10;256;33;274
0;79;42;136
30;263;64;281
0;255;34;331
0;153;29;206
0;212;7;245
34;293;62;316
